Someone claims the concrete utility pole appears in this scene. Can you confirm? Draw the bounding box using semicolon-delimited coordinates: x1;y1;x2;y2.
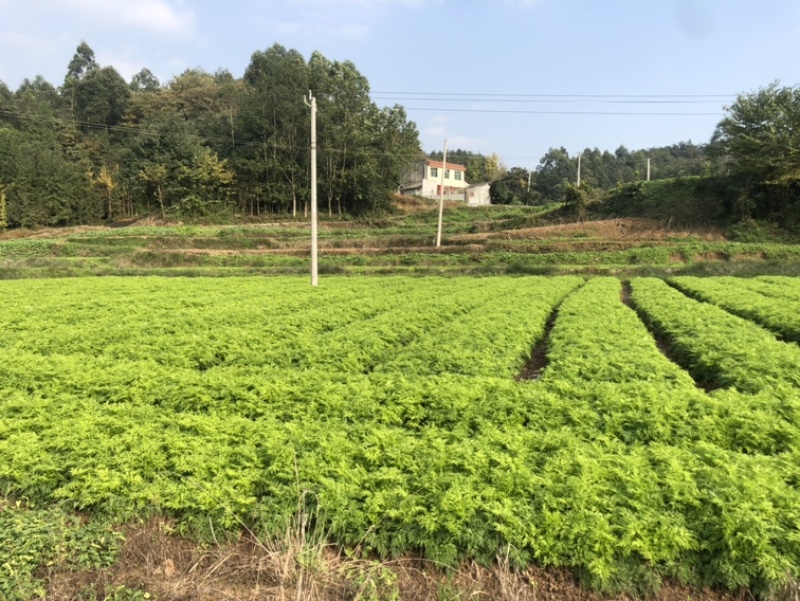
527;169;532;193
576;152;582;187
646;158;651;182
304;91;319;287
436;140;448;248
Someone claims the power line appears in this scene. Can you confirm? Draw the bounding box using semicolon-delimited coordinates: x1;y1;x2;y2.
373;97;727;105
372;91;736;99
402;107;724;116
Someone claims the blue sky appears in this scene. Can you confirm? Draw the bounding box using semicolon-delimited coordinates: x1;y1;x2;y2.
2;0;799;169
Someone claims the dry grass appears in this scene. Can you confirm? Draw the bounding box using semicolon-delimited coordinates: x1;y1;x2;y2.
41;506;744;601
455;218;726;243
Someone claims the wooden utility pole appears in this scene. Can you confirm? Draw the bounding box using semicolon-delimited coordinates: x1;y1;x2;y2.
304;91;319;287
436;140;448;248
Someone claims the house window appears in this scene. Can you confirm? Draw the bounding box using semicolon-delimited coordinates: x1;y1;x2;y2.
430;167;438;178
445;169;451;179
455;171;463;181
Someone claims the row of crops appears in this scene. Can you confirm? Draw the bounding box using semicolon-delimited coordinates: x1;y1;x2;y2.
1;275;800;594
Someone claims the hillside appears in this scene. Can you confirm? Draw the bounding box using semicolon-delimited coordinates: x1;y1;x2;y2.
2;199;800;279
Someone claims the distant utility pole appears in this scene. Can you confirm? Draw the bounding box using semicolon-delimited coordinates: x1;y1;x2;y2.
436;140;448;248
576;152;582;187
527;169;532;193
304;91;319;287
646;158;651;182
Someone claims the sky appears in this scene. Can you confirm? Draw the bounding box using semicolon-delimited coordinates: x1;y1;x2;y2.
2;0;799;169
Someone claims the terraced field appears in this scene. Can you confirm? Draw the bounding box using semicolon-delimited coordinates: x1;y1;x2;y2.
3;208;800;278
2;274;800;598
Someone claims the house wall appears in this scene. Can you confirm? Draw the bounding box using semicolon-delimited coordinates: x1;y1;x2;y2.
466;184;492;206
401;160;468;199
425;162;467;190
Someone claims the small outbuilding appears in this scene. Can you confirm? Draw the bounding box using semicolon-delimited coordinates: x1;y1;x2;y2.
465;182;491;206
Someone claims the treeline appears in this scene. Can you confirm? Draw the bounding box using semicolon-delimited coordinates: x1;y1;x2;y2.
451;142;721;206
0;42;421;228
486;82;800;228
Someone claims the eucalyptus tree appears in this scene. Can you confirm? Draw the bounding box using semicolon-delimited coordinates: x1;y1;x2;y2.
240;44;310;216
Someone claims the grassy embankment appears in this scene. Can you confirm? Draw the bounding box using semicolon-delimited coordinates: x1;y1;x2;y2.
1;194;799;278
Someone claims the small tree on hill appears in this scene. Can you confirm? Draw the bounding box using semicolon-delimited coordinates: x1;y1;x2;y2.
0;186;8;231
563;182;591;219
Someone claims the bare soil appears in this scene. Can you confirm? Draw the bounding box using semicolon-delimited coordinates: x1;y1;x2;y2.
42;518;743;601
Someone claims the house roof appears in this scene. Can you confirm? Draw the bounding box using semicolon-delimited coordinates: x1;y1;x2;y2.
425;159;466;171
467;182;490;189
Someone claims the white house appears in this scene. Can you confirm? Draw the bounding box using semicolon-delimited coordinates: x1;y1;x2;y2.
465;182;492;206
400;159;469;200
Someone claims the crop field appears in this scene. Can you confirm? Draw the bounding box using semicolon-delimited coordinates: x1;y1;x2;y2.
2;275;800;596
3;214;800;280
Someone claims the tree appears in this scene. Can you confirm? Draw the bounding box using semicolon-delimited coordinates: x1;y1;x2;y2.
175;147;236;216
139;163;169;220
563;182;590;219
713;83;800;184
712;83;800;222
130;68;160;93
490;167;536;205
94;164;118;219
75;66;131;127
535;147;575;201
484;152;505;181
0;80;13;112
63;41;98;125
0;185;7;231
129;110;202;217
66;41;97;81
241;44;310;216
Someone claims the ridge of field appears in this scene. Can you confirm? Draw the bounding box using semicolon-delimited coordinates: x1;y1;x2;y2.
668;276;800;343
2;275;800;598
3;203;800;278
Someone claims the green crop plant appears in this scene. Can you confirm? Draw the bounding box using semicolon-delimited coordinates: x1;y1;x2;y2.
1;275;800;596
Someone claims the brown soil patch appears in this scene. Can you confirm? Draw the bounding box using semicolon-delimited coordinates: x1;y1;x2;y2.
147;245;491;257
42;518;742;601
517;308;560;381
694;252;728;262
452;218;725;244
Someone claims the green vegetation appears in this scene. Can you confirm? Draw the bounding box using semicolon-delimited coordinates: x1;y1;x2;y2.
0;501;123;600
669;275;800;343
630;277;800;392
0;42;420;228
2;275;800;597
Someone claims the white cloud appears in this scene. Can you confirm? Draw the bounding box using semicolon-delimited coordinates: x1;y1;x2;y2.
58;0;196;36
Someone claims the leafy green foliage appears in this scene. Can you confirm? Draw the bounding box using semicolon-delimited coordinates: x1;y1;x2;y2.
630;277;800;393
1;275;800;596
0;501;122;600
670;275;800;343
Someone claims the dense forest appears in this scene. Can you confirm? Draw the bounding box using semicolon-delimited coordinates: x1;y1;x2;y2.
1;41;798;229
0;42;422;227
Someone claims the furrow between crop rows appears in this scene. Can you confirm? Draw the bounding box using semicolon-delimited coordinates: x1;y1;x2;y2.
668;276;800;344
629;278;800;394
